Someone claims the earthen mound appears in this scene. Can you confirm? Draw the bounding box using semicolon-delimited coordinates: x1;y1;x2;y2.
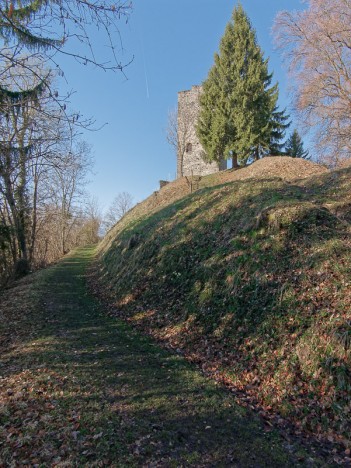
101;157;329;251
338;158;351;168
218;156;328;184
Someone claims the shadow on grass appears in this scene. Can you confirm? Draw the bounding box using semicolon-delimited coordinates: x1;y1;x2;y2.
100;174;349;334
0;249;306;466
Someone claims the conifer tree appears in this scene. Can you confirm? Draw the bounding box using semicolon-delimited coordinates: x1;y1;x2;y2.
197;24;238;166
197;4;288;166
0;0;62;52
285;129;310;159
267;106;291;156
0;0;131;77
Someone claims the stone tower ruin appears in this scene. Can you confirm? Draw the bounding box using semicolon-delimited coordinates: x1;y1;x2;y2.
177;85;226;178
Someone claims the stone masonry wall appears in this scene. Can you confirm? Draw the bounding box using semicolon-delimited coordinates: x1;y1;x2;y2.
177;85;226;178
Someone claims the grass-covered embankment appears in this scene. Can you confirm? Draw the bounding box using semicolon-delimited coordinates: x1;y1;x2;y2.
0;247;314;466
96;163;351;447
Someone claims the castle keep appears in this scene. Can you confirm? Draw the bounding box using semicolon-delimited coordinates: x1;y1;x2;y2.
177;85;226;178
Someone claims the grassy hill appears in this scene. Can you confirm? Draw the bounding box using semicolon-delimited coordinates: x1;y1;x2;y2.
95;157;351;446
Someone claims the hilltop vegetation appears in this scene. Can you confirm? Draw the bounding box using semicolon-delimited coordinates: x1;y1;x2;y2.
95;158;351;446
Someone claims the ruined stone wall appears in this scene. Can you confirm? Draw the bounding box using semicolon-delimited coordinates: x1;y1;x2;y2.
177;85;226;178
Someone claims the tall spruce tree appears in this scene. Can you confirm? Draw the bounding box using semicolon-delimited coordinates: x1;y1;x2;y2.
285;129;310;159
267;106;291;156
197;4;288;166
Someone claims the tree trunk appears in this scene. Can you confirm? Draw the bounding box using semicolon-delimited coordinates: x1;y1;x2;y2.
29;173;39;264
16;148;28;261
254;147;260;161
61;217;66;255
3;167;26;261
232;154;239;169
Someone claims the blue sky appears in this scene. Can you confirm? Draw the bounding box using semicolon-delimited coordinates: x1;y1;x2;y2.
59;0;306;211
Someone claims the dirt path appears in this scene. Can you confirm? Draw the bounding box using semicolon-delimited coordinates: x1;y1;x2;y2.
0;247;326;466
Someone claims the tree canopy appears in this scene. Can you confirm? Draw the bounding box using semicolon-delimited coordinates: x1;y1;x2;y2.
274;0;351;165
0;0;132;282
285;129;310;159
197;4;289;167
0;0;132;82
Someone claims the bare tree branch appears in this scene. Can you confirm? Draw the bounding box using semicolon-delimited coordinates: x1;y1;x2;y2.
274;0;351;165
103;191;134;232
166;107;192;178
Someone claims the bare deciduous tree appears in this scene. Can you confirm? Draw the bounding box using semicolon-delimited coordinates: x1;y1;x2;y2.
166;107;192;178
79;196;102;246
0;1;133;285
43;141;93;255
0;98;95;284
29;139;95;268
103;192;134;232
274;0;351;165
0;1;132;83
0;1;133;139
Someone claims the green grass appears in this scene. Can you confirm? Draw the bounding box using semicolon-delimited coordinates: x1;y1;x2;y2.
0;247;320;466
97;166;351;446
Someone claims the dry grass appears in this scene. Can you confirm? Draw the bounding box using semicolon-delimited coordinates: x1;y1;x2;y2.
217;156;328;183
100;157;329;253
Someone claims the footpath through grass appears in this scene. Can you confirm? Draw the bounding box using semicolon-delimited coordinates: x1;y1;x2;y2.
0;247;325;466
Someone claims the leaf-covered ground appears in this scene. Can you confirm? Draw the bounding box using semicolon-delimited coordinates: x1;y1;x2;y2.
96;162;351;458
0;247;326;466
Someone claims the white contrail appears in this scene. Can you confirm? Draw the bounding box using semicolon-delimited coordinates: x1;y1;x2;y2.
138;23;150;99
143;54;150;99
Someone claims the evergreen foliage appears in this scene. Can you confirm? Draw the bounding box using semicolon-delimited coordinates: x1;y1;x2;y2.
197;4;289;166
285;129;310;159
0;77;47;104
0;0;62;50
268;106;291;156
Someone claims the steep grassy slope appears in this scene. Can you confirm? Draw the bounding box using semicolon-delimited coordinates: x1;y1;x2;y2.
96;161;351;446
100;157;327;254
